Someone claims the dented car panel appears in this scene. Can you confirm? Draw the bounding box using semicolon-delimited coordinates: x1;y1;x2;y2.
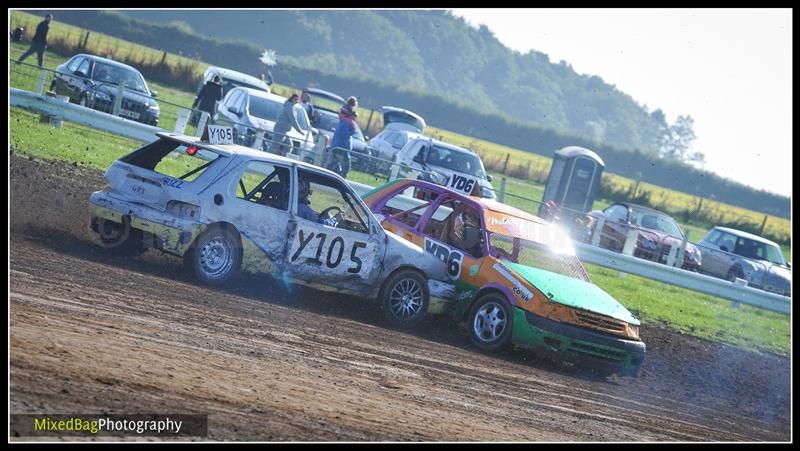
89;132;449;303
363;178;646;376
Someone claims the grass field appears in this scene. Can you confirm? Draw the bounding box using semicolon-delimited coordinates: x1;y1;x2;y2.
9;107;790;357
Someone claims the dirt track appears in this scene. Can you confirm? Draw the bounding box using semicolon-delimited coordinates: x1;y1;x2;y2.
9;154;790;441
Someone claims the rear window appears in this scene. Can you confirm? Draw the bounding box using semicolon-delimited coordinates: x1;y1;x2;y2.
121;138;225;182
249;97;283;121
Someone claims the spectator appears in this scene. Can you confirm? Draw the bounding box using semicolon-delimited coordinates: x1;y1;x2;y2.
270;93;302;156
10;26;25;42
300;92;315;125
261;70;274;87
192;75;224;118
16;14;52;67
328;96;358;178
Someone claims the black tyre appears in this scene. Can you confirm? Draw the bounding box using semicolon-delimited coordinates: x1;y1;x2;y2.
468;293;513;352
380;269;429;329
94;217;145;257
185;226;242;285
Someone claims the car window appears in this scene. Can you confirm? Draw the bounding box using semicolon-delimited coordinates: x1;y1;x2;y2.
249;97;282;121
297;169;369;234
236;161;291;211
630;209;682;236
704;229;723;245
76;59;91;78
92;63;148;93
604;205;628;222
378;185;439;229
718;233;736;252
488;232;590;282
226;91;243;113
422;199;482;258
120;138;226;182
233;92;247;114
765;244;786;265
66;56;83;73
316;111;339;132
293;104;310;132
426;145;486;178
391;133;407;148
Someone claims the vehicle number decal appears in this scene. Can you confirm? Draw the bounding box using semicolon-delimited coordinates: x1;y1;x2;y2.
290;228;367;274
207;125;234;144
162;177;184;189
424;237;462;280
447;174;478;195
493;263;533;302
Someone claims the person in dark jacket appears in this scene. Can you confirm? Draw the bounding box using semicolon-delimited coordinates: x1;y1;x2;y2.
328;96;358;178
192;75;224;117
16;14;52;67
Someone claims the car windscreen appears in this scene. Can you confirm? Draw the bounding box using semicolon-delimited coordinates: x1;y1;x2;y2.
248;97;283;122
93;63;148;94
426;146;486;178
734;238;786;265
488;233;590;282
630;208;683;236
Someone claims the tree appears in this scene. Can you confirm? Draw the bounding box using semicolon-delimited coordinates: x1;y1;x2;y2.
660;114;697;161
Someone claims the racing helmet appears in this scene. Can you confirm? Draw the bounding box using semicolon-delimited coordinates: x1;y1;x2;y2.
452;208;481;249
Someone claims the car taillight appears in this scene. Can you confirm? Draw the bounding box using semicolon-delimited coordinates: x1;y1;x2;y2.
186;145;198;156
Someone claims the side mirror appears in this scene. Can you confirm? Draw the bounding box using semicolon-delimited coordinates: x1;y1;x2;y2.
486;174;493;182
786;261;791;268
720;245;729;252
227;106;240;116
150;91;158;98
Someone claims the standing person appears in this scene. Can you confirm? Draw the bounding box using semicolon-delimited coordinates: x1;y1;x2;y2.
300;92;315;125
329;96;358;178
271;93;302;156
16;14;52;67
192;75;224;119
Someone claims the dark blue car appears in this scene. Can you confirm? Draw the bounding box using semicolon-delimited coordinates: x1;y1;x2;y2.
51;53;160;126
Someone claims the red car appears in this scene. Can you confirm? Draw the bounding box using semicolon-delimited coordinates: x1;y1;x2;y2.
582;202;702;271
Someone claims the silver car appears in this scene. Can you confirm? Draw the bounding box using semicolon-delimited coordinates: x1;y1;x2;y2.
89;132;451;328
696;226;791;296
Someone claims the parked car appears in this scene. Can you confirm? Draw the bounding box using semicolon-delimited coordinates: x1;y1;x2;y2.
51;53;159;126
362;179;646;377
392;137;496;199
696;227;791;296
88;132;451;326
212;87;316;162
190;66;270;125
581;202;702;271
368;106;426;167
302;87;376;172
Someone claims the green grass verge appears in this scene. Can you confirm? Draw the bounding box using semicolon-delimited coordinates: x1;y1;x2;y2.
9;106;790;357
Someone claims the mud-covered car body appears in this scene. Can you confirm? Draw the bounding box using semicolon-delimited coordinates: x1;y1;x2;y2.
363;179;645;376
88;132;450;308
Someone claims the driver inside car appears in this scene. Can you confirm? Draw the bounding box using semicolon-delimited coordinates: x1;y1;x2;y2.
296;177;340;227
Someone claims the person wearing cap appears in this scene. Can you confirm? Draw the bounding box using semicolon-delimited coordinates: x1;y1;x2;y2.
16;14;52;67
192;75;224;120
271;93;302;156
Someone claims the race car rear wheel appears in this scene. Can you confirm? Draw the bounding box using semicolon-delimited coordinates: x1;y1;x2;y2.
380;269;429;329
186;226;242;285
468;293;513;352
94;217;145;257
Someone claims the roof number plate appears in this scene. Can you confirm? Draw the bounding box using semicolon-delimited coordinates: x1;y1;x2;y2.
207;125;234;145
447;174;478;195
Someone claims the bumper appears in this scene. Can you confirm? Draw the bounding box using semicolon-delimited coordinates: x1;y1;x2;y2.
512;308;646;376
89;192;202;255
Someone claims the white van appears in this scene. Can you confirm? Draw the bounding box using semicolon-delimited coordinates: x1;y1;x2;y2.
367;106;426;163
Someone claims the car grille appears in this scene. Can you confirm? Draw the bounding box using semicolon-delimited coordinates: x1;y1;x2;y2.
568;341;628;361
574;310;627;335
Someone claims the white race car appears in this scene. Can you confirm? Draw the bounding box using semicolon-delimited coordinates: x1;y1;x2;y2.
89;131;451;328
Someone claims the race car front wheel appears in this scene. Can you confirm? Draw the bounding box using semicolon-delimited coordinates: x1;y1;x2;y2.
186;226;242;285
468;293;513;352
380;269;429;329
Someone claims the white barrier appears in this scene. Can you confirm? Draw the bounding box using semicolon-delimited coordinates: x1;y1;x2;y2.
574;242;790;314
10;88;790;315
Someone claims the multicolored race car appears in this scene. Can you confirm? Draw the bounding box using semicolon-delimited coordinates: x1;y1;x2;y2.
362;179;646;376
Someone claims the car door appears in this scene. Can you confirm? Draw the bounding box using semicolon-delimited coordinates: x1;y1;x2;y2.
598;204;629;251
285;168;385;288
227;159;293;274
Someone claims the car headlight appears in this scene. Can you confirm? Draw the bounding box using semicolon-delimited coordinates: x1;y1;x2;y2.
94;91;111;101
147;102;160;111
480;186;496;199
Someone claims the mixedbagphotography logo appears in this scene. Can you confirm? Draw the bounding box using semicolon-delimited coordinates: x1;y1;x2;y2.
10;414;208;437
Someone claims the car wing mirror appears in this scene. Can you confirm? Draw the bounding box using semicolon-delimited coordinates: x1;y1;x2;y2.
486;174;493;182
150;91;158;98
720;245;729;252
227;106;241;116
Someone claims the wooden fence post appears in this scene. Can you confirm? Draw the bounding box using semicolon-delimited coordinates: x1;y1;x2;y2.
502;153;510;173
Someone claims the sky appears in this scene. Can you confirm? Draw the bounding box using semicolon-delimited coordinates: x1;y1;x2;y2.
451;8;792;198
